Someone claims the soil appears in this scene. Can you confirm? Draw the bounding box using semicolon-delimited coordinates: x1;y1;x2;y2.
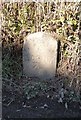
2;77;81;119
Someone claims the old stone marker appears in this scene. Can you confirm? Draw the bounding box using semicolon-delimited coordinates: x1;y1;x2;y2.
23;32;58;80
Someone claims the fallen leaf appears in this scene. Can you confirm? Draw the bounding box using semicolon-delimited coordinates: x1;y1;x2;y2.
58;97;63;103
65;102;68;109
16;109;21;112
23;104;27;108
44;104;48;107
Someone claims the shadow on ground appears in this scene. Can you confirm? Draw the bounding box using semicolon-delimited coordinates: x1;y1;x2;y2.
2;75;81;119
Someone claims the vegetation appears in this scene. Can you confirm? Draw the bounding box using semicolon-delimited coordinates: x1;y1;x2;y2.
2;1;81;106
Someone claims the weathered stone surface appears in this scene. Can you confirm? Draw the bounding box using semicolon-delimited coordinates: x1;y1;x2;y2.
23;32;58;80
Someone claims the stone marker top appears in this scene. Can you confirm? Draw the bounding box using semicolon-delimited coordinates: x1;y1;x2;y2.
23;31;58;80
24;31;59;42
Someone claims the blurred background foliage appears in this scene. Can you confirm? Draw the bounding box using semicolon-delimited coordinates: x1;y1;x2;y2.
1;1;81;99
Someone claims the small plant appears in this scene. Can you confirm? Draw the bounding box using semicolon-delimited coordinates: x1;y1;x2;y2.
23;81;49;100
